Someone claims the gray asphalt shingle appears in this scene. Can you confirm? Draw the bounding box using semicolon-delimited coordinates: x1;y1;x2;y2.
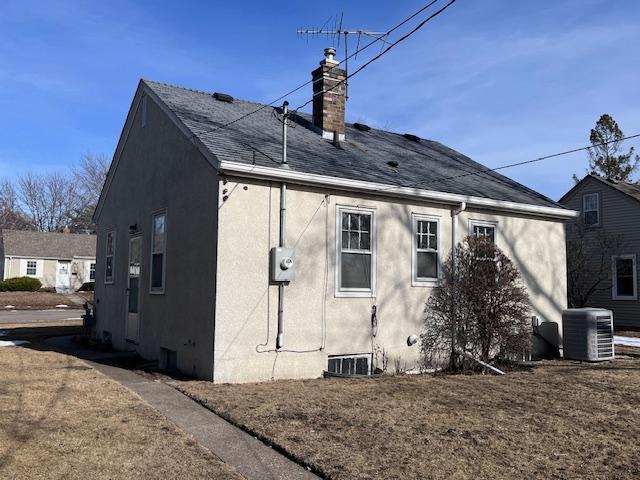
0;230;96;259
145;80;565;209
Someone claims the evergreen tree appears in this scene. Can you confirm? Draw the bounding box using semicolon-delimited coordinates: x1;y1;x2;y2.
587;114;638;182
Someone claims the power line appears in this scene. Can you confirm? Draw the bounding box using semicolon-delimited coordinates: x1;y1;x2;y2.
188;0;445;140
294;0;458;111
373;133;640;194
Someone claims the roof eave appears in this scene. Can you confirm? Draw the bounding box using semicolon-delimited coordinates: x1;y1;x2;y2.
219;161;579;220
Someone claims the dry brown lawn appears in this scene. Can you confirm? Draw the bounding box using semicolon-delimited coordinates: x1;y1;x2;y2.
0;291;91;309
0;347;241;480
175;356;640;480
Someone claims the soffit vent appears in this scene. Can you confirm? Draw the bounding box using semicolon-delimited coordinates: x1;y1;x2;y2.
353;122;371;132
403;133;421;142
213;92;234;103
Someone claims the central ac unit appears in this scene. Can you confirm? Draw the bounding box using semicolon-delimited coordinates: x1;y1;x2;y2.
562;308;614;362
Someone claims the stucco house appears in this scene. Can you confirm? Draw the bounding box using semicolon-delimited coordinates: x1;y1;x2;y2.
0;229;96;292
560;174;640;329
93;49;577;383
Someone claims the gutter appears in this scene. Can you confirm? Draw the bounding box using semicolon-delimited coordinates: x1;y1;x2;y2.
219;161;579;220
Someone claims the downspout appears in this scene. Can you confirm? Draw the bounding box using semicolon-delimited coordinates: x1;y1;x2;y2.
276;101;289;350
449;202;466;370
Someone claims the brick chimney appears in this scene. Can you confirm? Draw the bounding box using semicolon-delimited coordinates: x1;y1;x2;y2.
312;47;346;142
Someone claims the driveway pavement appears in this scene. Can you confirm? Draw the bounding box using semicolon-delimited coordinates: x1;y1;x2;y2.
0;309;83;324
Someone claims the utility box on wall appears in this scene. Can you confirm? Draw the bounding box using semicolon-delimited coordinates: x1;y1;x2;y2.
270;247;295;283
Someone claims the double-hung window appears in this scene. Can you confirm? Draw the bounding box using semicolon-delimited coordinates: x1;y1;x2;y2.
470;220;496;243
150;211;166;293
612;255;637;300
26;260;37;276
105;231;115;284
337;206;375;296
413;215;439;285
89;262;96;281
583;193;599;226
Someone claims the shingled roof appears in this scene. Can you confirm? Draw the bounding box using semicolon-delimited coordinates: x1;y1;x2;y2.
144;80;568;211
0;230;96;259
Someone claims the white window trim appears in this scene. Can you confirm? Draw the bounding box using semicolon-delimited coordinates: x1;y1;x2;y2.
583;192;600;226
412;214;440;287
23;259;42;278
149;210;167;294
335;205;377;298
86;261;96;282
469;219;498;244
104;230;116;284
612;254;637;300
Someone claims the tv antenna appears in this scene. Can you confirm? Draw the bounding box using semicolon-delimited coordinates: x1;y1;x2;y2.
297;13;390;100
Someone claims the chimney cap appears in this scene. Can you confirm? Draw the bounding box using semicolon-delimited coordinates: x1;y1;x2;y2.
321;47;338;65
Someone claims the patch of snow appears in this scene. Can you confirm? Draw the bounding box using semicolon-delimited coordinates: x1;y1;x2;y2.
55;304;69;308
4;305;15;309
614;336;640;348
0;340;30;347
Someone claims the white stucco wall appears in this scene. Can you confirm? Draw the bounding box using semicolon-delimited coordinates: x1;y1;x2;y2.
214;178;568;383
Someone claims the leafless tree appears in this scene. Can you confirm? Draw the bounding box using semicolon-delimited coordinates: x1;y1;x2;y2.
0;179;33;230
566;218;624;308
69;152;109;233
17;172;81;232
421;236;531;371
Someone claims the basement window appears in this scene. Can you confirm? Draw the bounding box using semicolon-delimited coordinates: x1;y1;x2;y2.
328;354;371;375
336;206;376;297
150;211;167;293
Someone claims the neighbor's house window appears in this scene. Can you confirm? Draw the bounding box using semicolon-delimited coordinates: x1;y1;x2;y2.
470;220;496;243
336;206;375;297
328;354;371;375
612;255;637;300
105;231;115;284
413;214;439;285
89;262;96;281
26;260;37;276
583;193;599;226
150;211;166;293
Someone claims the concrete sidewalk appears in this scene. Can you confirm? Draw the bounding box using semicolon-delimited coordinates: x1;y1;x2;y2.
90;362;319;480
45;335;319;479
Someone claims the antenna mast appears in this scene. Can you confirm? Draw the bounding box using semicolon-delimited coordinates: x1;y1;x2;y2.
297;13;390;101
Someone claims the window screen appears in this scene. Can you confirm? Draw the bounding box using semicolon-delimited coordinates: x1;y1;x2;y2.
415;219;438;280
615;258;635;297
339;210;373;291
150;212;166;291
583;193;599;225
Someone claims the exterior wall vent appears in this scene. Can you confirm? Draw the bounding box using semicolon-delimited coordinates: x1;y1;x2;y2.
213;92;234;103
562;308;614;361
353;123;371;132
403;133;421;142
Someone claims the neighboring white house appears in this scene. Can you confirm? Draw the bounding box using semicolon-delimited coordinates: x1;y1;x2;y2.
93;49;578;383
0;229;97;292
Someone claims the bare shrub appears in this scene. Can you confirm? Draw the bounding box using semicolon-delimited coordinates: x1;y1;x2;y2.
421;236;530;372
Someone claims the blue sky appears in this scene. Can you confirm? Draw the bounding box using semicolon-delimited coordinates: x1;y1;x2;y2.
1;0;638;200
